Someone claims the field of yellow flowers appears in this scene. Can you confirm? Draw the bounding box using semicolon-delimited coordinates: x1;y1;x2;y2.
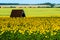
0;17;60;40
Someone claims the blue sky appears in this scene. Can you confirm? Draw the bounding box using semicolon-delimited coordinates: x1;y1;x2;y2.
0;0;60;4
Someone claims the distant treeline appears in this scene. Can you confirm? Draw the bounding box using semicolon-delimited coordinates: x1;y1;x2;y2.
0;3;60;8
0;3;60;5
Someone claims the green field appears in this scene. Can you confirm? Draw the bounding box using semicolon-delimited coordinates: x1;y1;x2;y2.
0;8;60;17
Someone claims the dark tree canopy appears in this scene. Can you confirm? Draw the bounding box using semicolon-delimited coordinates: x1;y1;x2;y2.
10;9;25;17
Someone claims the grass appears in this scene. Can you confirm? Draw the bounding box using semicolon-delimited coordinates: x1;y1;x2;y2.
0;8;60;17
0;8;60;40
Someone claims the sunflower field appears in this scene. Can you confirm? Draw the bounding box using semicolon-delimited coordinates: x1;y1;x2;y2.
0;17;60;40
